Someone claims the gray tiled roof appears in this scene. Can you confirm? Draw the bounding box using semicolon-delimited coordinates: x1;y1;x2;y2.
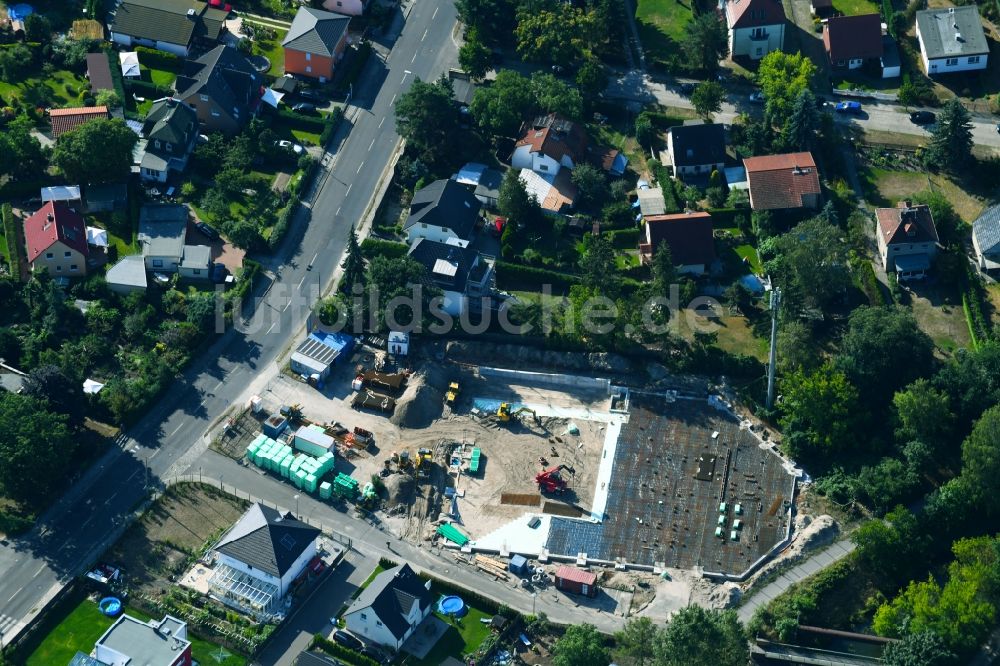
175;46;260;123
214;503;320;578
282;7;351;57
144;98;198;147
404;179;482;240
917;6;988;59
106;255;148;289
345;564;432;641
138;204;188;259
111;0;227;48
668;123;727;167
974;205;1000;255
96;615;190;666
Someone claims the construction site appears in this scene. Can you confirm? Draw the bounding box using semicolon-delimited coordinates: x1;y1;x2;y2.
214;338;804;608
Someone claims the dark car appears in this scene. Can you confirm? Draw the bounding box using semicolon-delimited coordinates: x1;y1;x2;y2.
361;646;389;663
333;630;363;652
292;102;317;113
909;110;936;124
834;101;863;115
678;82;696;96
196;221;220;241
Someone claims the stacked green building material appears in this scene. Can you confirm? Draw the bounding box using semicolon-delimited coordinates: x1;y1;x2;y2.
247;431;343;496
333;473;359;499
469;447;482;474
319;481;332;499
437;523;470;546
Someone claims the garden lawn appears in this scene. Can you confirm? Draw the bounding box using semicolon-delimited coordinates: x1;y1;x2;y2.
143;65;178;88
253;28;288;77
414;605;493;666
0;70;90;107
26;598;246;666
861;167;984;222
734;244;762;273
832;0;878;15
636;0;692;65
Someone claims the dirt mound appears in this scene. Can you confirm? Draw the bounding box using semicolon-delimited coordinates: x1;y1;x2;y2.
384;473;415;506
391;383;443;429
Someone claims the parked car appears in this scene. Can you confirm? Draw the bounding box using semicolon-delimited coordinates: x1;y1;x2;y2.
361;646;389;663
292;102;317;113
332;630;363;652
749;91;765;104
835;101;863;115
276;139;304;155
196;221;220;241
909;110;936;124
298;88;324;101
678;82;696;96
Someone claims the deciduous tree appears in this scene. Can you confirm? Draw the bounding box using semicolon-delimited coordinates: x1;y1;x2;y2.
656;606;749;666
459;27;492;80
763;217;850;311
882;631;957;666
23;364;85;426
0;392;74;506
575;58;608;100
682;14;728;73
393;76;458;168
470;70;535;138
530;72;583;120
570;163;608;211
691;81;725;121
552;624;608;666
757;51;817;125
515;4;599;67
779;362;860;460
498;169;541;229
51;118;138;184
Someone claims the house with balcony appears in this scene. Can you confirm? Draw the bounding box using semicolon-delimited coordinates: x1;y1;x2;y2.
24;202;90;277
876;200;938;280
208;503;321;619
722;0;786;60
407;238;495;316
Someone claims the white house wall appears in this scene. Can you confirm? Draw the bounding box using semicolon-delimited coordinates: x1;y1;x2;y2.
215;552;282;593
345;609;405;649
277;539;318;597
924;53;987;74
406;225;459;245
730;24;784;59
511;145;533;171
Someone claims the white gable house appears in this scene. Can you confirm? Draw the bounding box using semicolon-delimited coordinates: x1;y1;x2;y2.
343;563;433;651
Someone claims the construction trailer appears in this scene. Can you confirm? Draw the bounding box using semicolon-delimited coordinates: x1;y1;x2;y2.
292;425;335;457
554;566;597;597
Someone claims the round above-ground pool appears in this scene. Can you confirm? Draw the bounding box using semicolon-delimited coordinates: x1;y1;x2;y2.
99;597;122;617
437;595;467;618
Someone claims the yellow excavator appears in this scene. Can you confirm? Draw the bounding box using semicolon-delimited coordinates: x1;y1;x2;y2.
497;403;538;423
445;382;460;405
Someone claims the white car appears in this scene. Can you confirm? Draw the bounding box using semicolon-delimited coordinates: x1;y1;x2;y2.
276;140;304;155
749;91;765;104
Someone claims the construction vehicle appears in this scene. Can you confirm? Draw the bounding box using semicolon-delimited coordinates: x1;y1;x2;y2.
415;448;433;473
445;382;460;405
497;403;539;424
535;464;572;494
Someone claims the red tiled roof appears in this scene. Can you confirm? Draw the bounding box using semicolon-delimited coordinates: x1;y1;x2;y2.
641;212;716;267
823;14;883;63
726;0;786;29
514;114;588;166
49;106;110;138
23;201;89;263
743;152;822;211
877;201;939;246
555;566;597;585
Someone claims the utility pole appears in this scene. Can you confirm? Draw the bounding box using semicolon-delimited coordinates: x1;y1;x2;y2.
766;286;781;411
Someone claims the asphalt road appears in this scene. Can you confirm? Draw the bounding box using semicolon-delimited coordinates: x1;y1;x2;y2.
0;0;458;646
607;69;1000;152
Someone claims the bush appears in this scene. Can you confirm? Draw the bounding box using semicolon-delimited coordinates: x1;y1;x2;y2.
319;107;342;146
495;261;580;291
268;196;299;251
124;78;173;100
1;203;17;274
361;238;409;260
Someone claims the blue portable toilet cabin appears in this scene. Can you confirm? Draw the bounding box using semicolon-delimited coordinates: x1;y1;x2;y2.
509;554;528;576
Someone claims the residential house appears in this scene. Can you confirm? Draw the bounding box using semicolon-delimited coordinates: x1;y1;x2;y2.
93;614;192;666
174;45;263;135
743;152;822;212
179;244;211;280
322;0;366;17
639;211;716;275
876;200;939;280
282;7;351;82
85;53;114;93
105;255;149;294
637;186;666;217
403;179;482;245
85;183;129;213
511;114;588;176
343;563;434;651
596;147;629;177
722;0;786;60
49;106;110;139
474;169;503;208
208;503;321;618
138;204;188;271
665;123;727;180
24;202;89;277
972;205;1000;271
518;168;577;214
823;14;884;71
916;6;989;75
140;98;199;183
408;239;495;316
110;0;230;57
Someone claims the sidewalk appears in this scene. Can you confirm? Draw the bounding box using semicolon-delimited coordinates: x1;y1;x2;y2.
736;539;856;623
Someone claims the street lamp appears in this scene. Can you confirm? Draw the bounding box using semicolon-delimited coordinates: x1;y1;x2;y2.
531;592;537;615
294;494;300;516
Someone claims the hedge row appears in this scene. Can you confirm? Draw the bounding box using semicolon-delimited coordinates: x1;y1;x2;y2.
361;238;409;260
268;195;300;251
310;634;379;666
495;261;581;291
1;203;17;275
319;107;342;146
275;107;329;130
134;45;183;72
854;260;885;306
604;227;640;249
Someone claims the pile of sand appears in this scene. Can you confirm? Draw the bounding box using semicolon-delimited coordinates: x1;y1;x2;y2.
390;366;449;429
384;473;415;506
